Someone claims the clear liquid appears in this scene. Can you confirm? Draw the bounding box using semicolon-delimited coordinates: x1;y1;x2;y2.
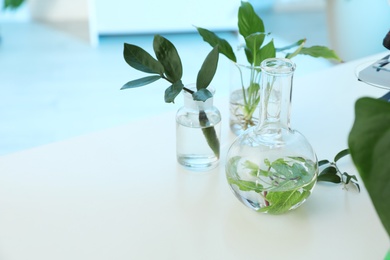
227;157;317;214
230;89;259;135
176;117;221;171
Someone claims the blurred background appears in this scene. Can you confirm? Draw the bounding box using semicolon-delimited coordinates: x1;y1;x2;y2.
1;0;389;155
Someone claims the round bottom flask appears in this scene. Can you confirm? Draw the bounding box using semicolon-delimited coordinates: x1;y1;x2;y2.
225;58;318;214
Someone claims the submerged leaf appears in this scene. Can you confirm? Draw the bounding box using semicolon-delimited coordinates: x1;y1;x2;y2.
199;110;220;158
261;179;315;214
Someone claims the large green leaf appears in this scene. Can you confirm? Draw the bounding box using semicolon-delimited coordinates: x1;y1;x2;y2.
123;43;164;74
238;1;265;38
256;39;276;66
348;97;390;237
244;32;267;65
298;46;342;62
121;75;162;90
196;27;237;62
196;45;219;91
259;180;315;214
164;80;184;103
153;35;183;83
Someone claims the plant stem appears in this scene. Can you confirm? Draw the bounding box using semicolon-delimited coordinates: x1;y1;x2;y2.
183;86;194;94
184;87;220;158
263;191;270;206
199;110;220;158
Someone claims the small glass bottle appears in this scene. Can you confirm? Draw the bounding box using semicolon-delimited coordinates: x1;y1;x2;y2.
226;58;318;214
176;85;221;171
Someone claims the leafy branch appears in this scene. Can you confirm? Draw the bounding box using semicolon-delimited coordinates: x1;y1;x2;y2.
196;2;342;66
195;1;341;131
226;156;317;214
121;35;220;157
318;149;360;192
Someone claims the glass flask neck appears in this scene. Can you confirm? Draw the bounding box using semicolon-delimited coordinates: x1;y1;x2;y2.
256;58;296;132
183;86;214;110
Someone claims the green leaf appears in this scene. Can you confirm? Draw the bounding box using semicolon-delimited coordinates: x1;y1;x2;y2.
153;35;183;83
285;39;306;59
228;178;264;193
121;75;162;90
196;45;219;91
243;160;259;177
318;160;330;167
298;46;342;62
226;157;263;192
334;148;350;162
275;39;305;53
123;43;164;74
201;126;220;158
196;27;237;62
257;40;276;66
164;80;183;103
238;1;265;38
348;97;390;237
192;88;213;102
317;166;341;183
244;32;267;65
199;110;220;158
260;181;314;214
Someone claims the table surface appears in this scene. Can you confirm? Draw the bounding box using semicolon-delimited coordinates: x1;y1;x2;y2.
0;53;389;260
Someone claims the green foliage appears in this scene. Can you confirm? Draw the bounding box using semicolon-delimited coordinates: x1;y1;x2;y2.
226;156;317;214
348;97;390;238
153;35;182;83
3;0;24;9
317;149;360;191
196;1;341;67
196;46;219;93
195;1;341;129
122;35;219;103
196;27;236;62
258;180;315;214
199;110;220;159
122;35;220;158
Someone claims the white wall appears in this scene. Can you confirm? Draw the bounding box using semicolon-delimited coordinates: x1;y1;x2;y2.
29;0;89;21
274;0;325;11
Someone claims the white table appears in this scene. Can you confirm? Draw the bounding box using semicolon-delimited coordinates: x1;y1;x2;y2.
0;53;389;260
